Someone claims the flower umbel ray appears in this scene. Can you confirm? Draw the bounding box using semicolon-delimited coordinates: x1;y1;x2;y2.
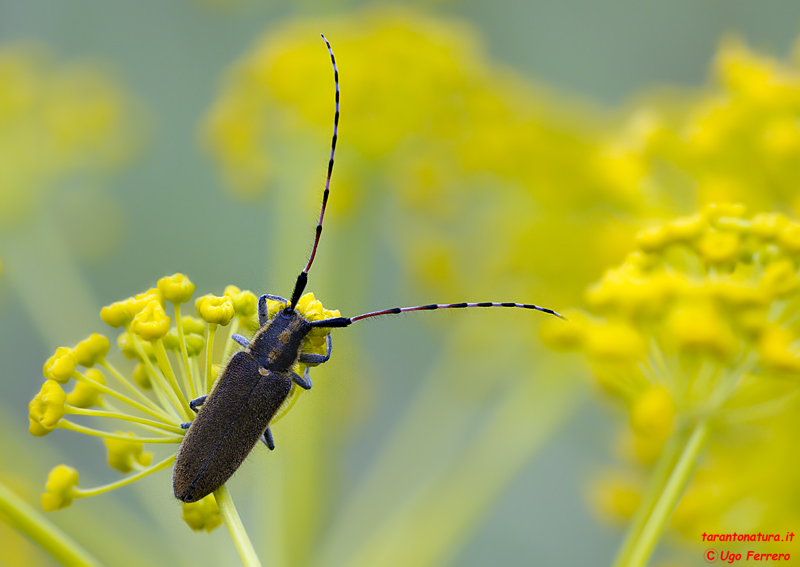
28;273;339;537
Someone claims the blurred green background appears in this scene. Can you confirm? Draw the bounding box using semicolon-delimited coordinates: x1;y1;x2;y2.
2;1;800;566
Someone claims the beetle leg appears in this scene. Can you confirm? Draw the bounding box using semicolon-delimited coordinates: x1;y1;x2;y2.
258;294;289;327
180;422;191;429
298;334;332;365
291;367;313;390
231;334;249;348
189;395;208;413
260;427;275;450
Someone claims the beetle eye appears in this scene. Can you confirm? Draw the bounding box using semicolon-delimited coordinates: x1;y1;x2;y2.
280;308;293;319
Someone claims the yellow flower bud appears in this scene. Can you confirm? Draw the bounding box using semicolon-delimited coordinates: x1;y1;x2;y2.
713;216;750;233
779;223;800;254
224;285;257;317
158;273;195;304
66;368;106;408
29;380;67;437
296;293;340;346
131;300;171;341
630;387;675;441
162;331;180;351
667;303;737;359
100;300;133;328
41;465;79;511
702;203;747;222
126;288;166;317
636;224;669;253
266;298;285;320
760;259;798;298
117;331;153;360
588;471;641;524
750;212;789;240
185;335;206;357
182;494;223;533
43;347;77;384
697;230;740;264
585;322;646;362
758;326;800;374
664;213;706;243
72;333;110;367
196;294;235;326
132;363;151;389
710;278;766;307
104;432;153;473
296;293;323;319
181;315;207;336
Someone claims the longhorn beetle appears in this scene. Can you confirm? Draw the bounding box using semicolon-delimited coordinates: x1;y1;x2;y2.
173;35;565;504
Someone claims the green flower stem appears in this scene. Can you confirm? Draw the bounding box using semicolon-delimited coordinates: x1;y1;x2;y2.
610;429;689;567
100;359;169;416
206;323;219;393
625;420;711;567
152;339;194;419
73;370;175;424
128;333;184;419
0;479;101;567
64;406;185;434
58;420;183;443
190;357;202;395
215;484;263;567
75;454;177;498
173;303;198;399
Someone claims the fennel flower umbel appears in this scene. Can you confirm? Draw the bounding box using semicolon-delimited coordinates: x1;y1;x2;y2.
28;273;338;562
543;204;800;567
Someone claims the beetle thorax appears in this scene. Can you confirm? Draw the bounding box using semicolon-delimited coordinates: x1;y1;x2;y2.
247;309;313;372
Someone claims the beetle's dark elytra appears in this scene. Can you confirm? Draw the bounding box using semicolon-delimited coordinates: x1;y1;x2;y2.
173;311;311;503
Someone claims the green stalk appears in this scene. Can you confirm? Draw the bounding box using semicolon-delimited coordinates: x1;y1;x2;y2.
215;484;263;567
75;454;177;498
0;479;101;567
610;429;688;567
173;303;198;399
206;323;219;393
625;420;711;567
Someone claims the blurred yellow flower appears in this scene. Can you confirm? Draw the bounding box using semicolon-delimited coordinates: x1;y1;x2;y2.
0;42;141;225
546;206;800;566
202;6;654;309
601;34;800;216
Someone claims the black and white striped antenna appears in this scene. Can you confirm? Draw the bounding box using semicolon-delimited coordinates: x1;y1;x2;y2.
287;35;565;325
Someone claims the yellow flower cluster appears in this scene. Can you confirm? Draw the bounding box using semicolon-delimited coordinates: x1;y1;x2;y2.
0;43;140;224
544;205;800;555
546;204;800;425
600;35;800;215
28;273;337;530
202;7;651;306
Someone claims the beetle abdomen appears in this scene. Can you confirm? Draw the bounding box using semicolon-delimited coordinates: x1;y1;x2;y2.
173;351;292;503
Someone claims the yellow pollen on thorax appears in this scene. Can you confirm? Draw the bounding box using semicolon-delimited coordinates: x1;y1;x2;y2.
258;367;268;376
